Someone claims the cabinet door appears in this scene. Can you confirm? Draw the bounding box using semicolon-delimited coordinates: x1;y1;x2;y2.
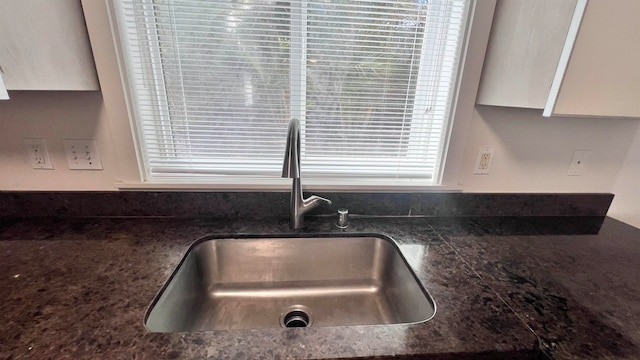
549;0;640;118
0;0;99;90
476;0;578;109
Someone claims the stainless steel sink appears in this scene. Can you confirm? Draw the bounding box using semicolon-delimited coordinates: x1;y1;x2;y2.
145;234;435;332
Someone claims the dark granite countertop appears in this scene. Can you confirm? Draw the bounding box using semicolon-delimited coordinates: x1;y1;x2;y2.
0;215;638;359
429;216;640;359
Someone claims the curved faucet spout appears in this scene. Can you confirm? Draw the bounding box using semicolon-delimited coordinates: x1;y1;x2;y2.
282;118;331;229
282;118;300;179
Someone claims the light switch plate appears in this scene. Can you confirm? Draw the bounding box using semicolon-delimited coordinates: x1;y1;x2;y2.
63;139;103;170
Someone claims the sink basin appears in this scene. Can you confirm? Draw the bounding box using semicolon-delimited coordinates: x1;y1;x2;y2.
145;234;435;332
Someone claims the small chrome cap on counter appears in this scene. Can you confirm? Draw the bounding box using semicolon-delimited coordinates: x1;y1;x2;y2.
336;208;349;228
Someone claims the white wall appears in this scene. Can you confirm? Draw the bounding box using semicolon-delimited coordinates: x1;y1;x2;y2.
609;127;640;228
458;106;640;193
0;91;123;190
0;0;140;191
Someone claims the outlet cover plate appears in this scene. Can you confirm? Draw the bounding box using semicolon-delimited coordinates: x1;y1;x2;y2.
474;147;495;175
63;139;103;170
24;138;54;169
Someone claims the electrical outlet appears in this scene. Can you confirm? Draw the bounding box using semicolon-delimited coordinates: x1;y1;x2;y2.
474;147;495;175
568;150;591;176
63;139;103;170
24;138;54;169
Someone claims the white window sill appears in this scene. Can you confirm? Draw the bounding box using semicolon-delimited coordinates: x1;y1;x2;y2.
115;178;463;192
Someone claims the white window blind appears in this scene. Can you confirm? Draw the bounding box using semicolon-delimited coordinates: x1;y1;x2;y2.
114;0;470;183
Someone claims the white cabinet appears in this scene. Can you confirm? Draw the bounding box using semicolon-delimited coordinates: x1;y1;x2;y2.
0;0;99;91
476;0;578;109
477;0;640;119
549;0;640;118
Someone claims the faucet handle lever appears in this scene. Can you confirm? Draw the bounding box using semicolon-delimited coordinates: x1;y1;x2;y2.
303;195;332;208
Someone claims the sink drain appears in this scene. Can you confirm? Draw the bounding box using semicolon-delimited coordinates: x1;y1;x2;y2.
280;305;313;328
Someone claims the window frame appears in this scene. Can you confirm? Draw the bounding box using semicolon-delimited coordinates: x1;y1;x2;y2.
91;0;496;191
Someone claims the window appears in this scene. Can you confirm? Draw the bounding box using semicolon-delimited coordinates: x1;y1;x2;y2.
113;0;470;184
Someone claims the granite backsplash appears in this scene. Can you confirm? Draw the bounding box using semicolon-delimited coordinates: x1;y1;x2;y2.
0;192;613;219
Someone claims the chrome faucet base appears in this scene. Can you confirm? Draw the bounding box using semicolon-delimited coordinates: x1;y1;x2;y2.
289;178;331;229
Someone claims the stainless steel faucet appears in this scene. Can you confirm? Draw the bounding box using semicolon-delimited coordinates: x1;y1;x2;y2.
282;118;331;229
